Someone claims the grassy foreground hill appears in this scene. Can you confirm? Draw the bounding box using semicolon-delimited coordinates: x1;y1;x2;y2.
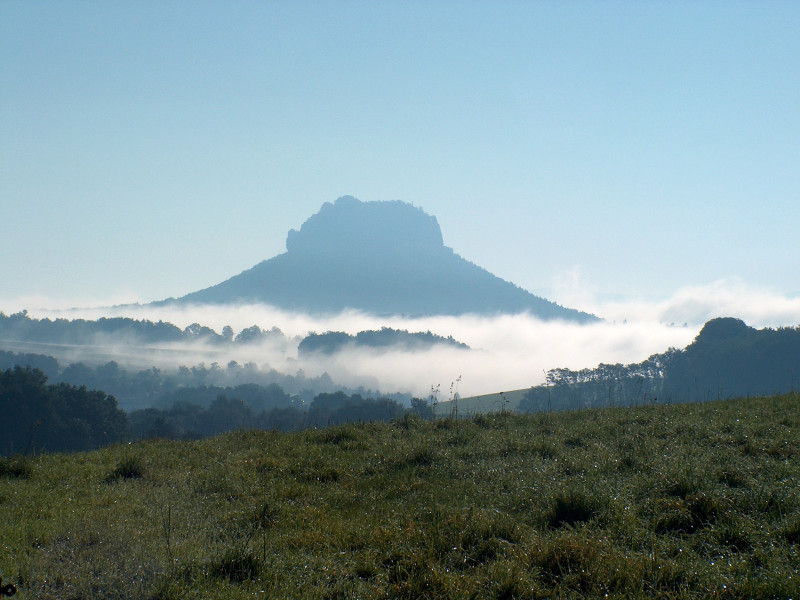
2;395;800;599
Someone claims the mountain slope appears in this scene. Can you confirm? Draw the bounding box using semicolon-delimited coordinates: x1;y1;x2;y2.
173;196;597;321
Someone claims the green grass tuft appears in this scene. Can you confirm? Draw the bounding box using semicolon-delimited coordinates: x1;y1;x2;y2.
546;489;599;528
0;454;33;479
103;455;144;482
209;550;261;583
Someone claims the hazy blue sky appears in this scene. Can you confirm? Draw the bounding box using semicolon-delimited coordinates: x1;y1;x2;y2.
2;1;799;313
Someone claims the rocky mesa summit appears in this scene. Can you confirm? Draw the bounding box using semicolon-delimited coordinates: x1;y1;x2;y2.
170;196;597;321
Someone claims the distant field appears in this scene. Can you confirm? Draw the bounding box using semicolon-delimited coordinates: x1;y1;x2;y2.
2;394;800;599
433;389;529;417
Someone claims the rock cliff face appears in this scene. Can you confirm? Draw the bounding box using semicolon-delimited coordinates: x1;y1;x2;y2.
174;197;598;321
286;196;444;259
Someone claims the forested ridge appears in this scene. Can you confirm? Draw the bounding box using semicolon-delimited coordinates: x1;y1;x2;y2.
0;310;284;346
298;327;468;355
521;317;800;412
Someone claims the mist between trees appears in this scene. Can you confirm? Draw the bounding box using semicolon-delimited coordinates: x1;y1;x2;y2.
0;364;421;456
0;311;474;404
521;317;800;412
3;316;800;456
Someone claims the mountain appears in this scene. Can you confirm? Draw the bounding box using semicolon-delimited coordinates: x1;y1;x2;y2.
171;196;597;321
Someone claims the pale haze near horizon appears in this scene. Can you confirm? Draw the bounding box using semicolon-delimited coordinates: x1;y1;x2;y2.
2;1;799;321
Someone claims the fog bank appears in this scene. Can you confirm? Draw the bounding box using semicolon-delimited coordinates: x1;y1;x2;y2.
4;278;798;398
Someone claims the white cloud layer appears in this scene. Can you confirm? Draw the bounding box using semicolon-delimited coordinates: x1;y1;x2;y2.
3;278;798;399
568;278;800;330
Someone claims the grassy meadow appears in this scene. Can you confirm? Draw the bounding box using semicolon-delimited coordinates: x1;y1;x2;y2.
2;394;800;599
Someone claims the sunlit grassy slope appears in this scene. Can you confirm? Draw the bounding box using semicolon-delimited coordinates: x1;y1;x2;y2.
2;394;800;599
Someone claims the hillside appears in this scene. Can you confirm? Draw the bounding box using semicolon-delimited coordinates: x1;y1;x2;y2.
514;317;800;414
2;395;799;599
171;197;597;321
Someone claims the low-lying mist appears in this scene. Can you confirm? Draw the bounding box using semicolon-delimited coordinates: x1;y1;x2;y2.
7;278;798;399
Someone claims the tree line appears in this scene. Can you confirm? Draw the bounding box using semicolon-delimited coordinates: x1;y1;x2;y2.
0;366;428;456
0;310;285;346
129;391;410;440
520;318;800;412
0;366;128;455
0;349;405;412
298;327;468;355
